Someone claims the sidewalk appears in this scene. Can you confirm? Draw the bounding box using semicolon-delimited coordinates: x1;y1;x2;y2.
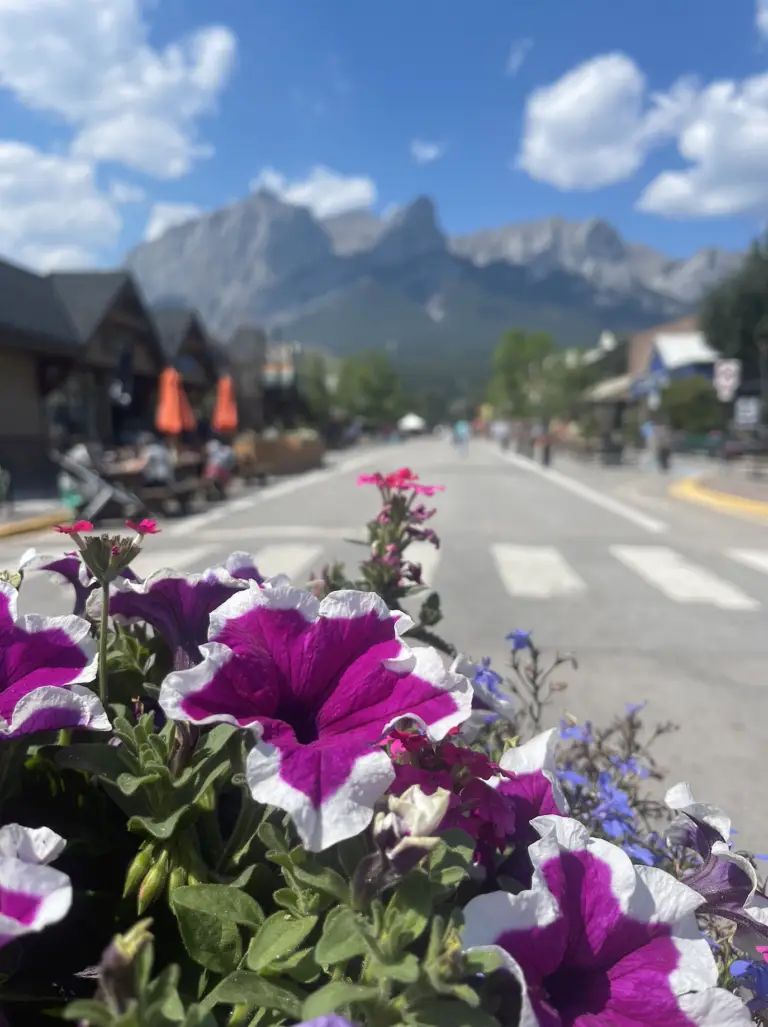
669;464;768;522
0;498;69;539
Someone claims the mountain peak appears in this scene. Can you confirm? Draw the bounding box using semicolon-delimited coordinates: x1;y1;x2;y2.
366;195;445;266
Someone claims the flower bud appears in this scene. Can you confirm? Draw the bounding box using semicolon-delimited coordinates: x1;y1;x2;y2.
93;918;154;1015
137;848;169;913
167;865;187;898
123;843;156;898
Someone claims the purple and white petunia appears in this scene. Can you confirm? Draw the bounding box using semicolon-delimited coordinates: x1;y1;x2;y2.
0;581;106;739
462;815;750;1026
666;782;768;953
19;548;139;616
224;551;265;585
159;586;472;851
0;823;72;949
88;566;249;668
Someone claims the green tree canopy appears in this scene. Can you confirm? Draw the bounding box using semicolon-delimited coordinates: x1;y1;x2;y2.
660;376;724;434
487;329;555;417
699;235;768;382
335;351;406;427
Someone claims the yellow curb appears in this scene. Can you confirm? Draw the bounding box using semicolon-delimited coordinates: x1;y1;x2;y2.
669;475;768;523
0;508;70;539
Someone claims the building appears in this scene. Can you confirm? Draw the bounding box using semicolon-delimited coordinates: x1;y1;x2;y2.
48;271;167;444
152;307;220;418
227;326;267;431
0;259;81;489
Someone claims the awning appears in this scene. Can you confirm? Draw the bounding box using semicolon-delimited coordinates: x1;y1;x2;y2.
398;412;426;432
583;374;632;403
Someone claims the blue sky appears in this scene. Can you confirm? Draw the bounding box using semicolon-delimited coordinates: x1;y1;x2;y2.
0;0;767;268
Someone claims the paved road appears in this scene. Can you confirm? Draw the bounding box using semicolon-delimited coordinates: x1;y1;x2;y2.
5;439;767;851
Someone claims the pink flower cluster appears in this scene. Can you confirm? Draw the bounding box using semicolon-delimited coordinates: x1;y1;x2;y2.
357;466;445;496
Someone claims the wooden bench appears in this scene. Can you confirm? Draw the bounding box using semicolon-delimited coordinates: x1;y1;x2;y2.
139;478;203;516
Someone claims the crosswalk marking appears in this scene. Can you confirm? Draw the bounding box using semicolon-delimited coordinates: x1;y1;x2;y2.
131;545;217;578
491;544;586;599
727;549;768;575
254;544;324;584
406;541;441;588
610;545;760;610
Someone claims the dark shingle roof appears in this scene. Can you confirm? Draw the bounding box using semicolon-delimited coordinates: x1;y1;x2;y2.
48;271;130;341
152;307;198;362
0;259;81;352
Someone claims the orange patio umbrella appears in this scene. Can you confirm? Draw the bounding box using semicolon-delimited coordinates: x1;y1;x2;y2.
155;367;197;436
211;374;238;434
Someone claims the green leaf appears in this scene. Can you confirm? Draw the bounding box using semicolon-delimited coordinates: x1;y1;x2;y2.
257;821;289;854
55;742;135;780
428;829;475;888
408;1000;498;1027
314;906;368;964
128;804;195;840
62;1000;113;1025
301;981;379;1020
171;885;263;974
272;888;302;916
116;770;162;795
293;862;349;903
245;912;317;971
203;971;303;1018
369;952;420;983
464;949;505;975
384;870;432;948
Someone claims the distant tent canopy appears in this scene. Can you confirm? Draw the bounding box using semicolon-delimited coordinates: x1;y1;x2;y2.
398;412;427;433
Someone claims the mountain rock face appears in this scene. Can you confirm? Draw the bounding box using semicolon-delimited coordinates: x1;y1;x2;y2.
125;192;741;375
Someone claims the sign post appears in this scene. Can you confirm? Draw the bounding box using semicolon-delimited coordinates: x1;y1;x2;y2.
714;359;741;403
734;396;761;431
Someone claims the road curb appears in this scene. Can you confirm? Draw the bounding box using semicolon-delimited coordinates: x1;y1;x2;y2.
0;508;69;539
668;475;768;522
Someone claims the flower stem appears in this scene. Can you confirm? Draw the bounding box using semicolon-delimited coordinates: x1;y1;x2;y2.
98;581;110;709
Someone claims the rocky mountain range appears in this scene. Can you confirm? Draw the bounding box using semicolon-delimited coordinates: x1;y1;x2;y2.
124;191;741;378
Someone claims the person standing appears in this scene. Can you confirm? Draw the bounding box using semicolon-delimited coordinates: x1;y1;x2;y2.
655;420;672;473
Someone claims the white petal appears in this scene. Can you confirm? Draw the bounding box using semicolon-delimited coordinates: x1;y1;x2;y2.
0;825;66;865
498;729;567;812
0;857;72;939
665;782;731;843
245;743;395;853
208;580;317;640
677;987;752;1025
462;888;559;950
3;684;110;737
17;612;97;685
158;642;254;729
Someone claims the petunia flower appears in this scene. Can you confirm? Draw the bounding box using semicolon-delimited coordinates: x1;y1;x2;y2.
19;549;138;616
88;567;249;669
665;782;768;952
0;823;72;950
462;815;751;1026
494;729;568;830
0;581;106;738
224;551;265;585
159;586;472;851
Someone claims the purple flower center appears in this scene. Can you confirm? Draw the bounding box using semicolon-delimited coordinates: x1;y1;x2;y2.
0;886;40;925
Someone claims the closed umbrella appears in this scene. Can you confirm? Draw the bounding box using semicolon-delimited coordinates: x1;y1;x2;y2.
155;368;197;436
211;375;238;434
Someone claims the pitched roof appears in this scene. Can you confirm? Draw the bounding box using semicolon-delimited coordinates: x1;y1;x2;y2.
48;270;130;341
151;307;197;362
627;315;698;377
0;258;81;352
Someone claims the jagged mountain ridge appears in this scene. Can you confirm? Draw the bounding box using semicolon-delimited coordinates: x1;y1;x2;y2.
125;191;740;368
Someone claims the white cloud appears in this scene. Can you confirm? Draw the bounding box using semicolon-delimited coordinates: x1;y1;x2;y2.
409;139;446;165
249;165;377;217
506;38;532;76
109;179;146;204
0;0;236;179
144;202;202;242
758;0;768;39
0;142;120;269
517;54;695;190
517;50;768;218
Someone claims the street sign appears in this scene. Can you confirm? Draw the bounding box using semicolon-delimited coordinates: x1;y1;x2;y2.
734;396;761;430
714;359;741;402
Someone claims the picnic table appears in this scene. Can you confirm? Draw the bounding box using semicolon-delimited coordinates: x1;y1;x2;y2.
102;451;205;516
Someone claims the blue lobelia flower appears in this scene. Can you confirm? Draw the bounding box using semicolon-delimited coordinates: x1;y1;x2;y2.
505;629;531;652
730;958;768;1013
593;771;635;839
473;658;504;697
559;718;591;742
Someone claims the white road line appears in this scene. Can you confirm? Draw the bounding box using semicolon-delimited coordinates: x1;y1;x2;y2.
491;544;586;599
494;448;668;535
254;544;324;583
727;549;768;575
406;541;441;588
610;545;759;610
131;545;217;578
198;525;360;541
